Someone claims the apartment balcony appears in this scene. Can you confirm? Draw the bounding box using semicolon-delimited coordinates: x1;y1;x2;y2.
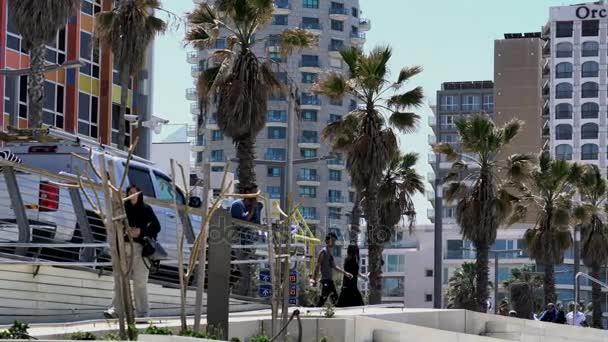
426;190;435;201
191;139;206;152
350;32;366;45
186;88;198;101
190;102;200;115
298;136;320;149
191;65;202;78
427;208;435;223
208;155;227;166
273;0;291;15
359;18;371;31
428;134;436;144
296;174;321;186
187;125;198;138
266;112;288;127
329;7;349;20
300;96;322;110
299;23;322;35
428;153;436;164
427;172;436;184
327;158;346;170
301;213;320;224
186;50;199;64
207;115;219;130
299;60;322;73
265;39;282;53
264;153;286;161
329;43;344;57
327;195;347;207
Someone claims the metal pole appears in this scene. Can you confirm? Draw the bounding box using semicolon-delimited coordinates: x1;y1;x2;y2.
285;87;295;211
193;163;210;332
494;253;499;314
574;225;580;293
4;166;30;256
433;176;442;308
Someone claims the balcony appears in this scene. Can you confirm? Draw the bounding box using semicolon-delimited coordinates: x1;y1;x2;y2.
327;195;347;206
191;65;202;78
273;0;291;15
209;155;226;164
265;38;282;53
329;7;349;20
301;213;320;222
187;125;198;137
297;174;321;186
264;153;286;161
327;158;346;170
186;50;199;64
428;153;436;163
329;42;345;57
427;208;435;223
300;95;322;110
266;112;288;127
191;139;206;152
298;136;320;149
299;60;322;73
428;134;436;144
186;88;198;101
359;18;371;31
190;102;200;115
299;23;322;35
350;32;366;45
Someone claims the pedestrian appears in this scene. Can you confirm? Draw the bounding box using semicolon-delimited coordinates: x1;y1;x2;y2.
555;302;567;324
336;245;367;307
539;303;557;322
508;310;517;317
312;233;353;307
104;184;161;319
566;302;586;327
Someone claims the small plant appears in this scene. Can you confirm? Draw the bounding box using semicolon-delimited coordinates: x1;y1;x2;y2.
230;338;243;342
67;331;97;340
249;335;270;342
144;325;173;335
102;333;120;341
319;337;330;342
0;321;30;339
323;302;335;318
179;329;219;340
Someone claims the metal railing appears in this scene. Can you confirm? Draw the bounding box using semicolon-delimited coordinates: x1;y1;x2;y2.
574;272;608;325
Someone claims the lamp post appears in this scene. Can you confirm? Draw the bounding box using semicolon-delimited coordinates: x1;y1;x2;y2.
491;249;522;314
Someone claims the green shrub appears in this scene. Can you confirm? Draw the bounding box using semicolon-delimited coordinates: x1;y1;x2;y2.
144;325;173;335
179;329;218;340
67;331;97;340
0;321;30;339
323;302;335;318
229;338;242;342
249;336;270;342
319;337;330;342
102;333;120;341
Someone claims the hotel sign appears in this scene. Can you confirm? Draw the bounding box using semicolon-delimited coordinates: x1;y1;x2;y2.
551;5;608;21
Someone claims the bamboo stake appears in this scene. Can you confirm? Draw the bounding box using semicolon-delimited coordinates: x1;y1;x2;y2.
193;163;210;333
170;159;188;332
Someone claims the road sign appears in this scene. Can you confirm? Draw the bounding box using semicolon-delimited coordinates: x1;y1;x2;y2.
259;284;272;297
260;270;271;283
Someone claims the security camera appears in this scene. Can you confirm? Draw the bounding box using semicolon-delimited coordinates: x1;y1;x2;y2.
125;114;138;122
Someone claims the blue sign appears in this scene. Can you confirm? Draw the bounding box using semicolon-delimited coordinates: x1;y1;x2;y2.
260;270;271;283
259;284;272;297
289;270;297;284
289;297;297;305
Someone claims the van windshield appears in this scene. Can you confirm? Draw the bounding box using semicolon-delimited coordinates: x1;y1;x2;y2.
153;171;186;205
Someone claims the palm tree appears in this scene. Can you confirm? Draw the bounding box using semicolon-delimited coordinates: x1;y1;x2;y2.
434;114;533;312
95;0;167;150
378;152;425;236
185;1;313;192
574;165;608;328
509;152;580;306
446;262;482;311
317;46;423;304
7;0;79;129
503;265;544;316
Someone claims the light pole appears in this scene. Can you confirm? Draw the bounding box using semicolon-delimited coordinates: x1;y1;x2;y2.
491;249;522;314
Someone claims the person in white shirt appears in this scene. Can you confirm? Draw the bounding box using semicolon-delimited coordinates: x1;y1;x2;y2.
566;302;586;327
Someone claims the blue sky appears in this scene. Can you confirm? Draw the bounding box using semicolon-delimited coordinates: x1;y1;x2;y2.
152;0;583;224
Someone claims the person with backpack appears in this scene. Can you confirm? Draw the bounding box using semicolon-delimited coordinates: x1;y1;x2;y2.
104;184;161;319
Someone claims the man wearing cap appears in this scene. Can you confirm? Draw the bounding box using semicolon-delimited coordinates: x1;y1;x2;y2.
312;233;353;307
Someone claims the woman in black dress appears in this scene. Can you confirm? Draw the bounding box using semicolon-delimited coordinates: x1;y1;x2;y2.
337;245;367;307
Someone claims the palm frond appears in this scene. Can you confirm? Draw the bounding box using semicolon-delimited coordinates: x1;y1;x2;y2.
387;86;424;110
280;28;315;57
396;66;423;85
339;46;363;77
312;72;348;100
433;143;459;162
501;119;524;145
389;112;420;133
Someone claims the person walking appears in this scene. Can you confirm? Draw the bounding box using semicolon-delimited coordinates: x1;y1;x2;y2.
312;233;353;307
566;302;586;327
336;245;367;307
104;184;161;319
555;302;567;324
539;303;558;322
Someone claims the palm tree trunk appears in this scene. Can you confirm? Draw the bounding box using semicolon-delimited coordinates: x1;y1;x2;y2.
118;66;130;150
475;243;490;312
591;264;602;328
543;263;556;306
365;186;383;304
235;134;257;193
349;192;361;245
27;45;45;129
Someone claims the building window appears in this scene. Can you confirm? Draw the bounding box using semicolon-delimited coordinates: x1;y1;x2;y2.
425;294;433;302
384;255;405;273
265;148;286;161
303;0;319;8
331;19;344;31
77;92;99;138
440;115;456;129
582;20;599;36
555;83;573;99
556;42;573;58
582;123;599;139
555;21;573;38
330;39;344;52
302;17;320;30
42;81;65;129
440;95;459;112
330;57;342;69
300;207;318;220
582;82;599;98
210;130;223;141
81;0;101;16
267;167;281;177
267;110;287;123
328;114;341;123
462;95;481;112
582;61;599;78
301;55;320;67
425;269;434;277
351;7;358;17
272;15;288;25
582;41;599;57
300;130;318;143
301;72;318;84
268;127;287;139
382;277;404;297
210;150;224;162
211;166;223;172
482;94;494;112
332;246;342;258
45;28;67;64
555;124;572;140
555;103;573;119
111;104;132;146
329;170;342;181
300;148;317;158
267;186;281;199
555;62;573;79
555;144;573;160
328;189;343;202
79;31;100;78
581;102;599;119
301;93;321;105
298;168;318;181
299;186;317;198
328;207;341;220
269;51;283;62
301;110;317;122
581;144;599;160
330;97;343;106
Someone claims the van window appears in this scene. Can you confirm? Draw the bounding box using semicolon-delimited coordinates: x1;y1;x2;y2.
154;171;186;205
127;166;155;197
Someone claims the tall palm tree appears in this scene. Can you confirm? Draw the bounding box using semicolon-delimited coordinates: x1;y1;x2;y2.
185;1;313;192
434;114;533;312
95;0;167;150
574;165;608;328
378;152;425;235
509;152;580;306
446;262;481;311
7;0;79;129
503;264;544;316
317;46;423;304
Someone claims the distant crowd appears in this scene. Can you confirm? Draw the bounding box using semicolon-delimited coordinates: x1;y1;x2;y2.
509;302;593;327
